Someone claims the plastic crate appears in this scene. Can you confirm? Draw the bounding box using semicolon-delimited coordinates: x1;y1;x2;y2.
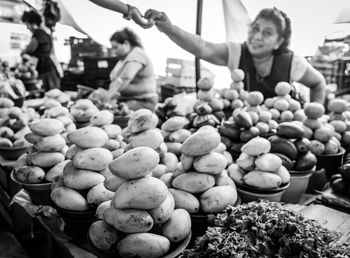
311;58;350;91
160;84;196;102
82;56;118;79
164;58;215;88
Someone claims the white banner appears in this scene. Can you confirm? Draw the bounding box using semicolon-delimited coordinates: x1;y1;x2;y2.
222;0;251;43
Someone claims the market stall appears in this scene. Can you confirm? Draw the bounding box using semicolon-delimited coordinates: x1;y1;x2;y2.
2;1;350;257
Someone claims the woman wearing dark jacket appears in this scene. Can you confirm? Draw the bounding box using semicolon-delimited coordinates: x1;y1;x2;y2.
21;10;60;90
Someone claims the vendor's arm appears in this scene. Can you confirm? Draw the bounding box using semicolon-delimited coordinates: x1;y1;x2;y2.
109;61;143;94
145;9;229;66
299;65;326;104
89;0;154;28
291;55;326;104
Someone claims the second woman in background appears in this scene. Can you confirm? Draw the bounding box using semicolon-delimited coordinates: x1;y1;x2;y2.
108;27;158;111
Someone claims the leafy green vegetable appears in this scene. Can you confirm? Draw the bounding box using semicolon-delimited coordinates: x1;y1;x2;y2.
181;201;350;258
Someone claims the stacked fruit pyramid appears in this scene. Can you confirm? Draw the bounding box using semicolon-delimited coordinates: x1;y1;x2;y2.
189;77;225;128
89;109;192;257
89;109;126;159
163;126;238;215
13;118;66;185
70;99;99;127
228;137;290;188
50;126;114;212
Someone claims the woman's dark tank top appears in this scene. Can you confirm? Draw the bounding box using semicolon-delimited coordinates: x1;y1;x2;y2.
238;43;293;99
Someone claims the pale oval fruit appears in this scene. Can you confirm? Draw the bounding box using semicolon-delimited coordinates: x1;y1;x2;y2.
231;69;245;82
246;91;264;106
117;233;170;258
273;98;289;112
304;102;325;119
327;98;347;113
89;220;120;252
181;129;220;156
275;81;291;96
67;127;109;148
29;118;65;136
200;185;238;213
149;191;175;224
162;208;191;243
104;207;154;233
50;186;89;211
112;177;168;209
109;146;160;180
90;110;114;126
254;153;282;172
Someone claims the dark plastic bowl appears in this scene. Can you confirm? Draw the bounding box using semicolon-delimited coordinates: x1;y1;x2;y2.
281;166;315;204
11;171;52;205
316;147;345;179
113;116;129;128
0;146;28;160
54;204;97;238
236;182;290;203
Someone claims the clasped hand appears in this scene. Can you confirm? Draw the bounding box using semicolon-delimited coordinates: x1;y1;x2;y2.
130;6;154;29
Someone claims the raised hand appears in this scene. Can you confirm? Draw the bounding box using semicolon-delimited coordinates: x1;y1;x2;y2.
130;6;154;29
144;9;171;32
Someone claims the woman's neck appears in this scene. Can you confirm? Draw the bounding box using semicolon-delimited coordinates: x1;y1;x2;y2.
253;53;273;64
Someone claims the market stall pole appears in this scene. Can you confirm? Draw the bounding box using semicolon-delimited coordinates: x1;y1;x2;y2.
195;0;203;89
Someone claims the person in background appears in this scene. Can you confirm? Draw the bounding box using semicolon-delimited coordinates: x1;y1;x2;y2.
107;27;158;111
89;0;154;28
21;10;61;91
144;7;326;103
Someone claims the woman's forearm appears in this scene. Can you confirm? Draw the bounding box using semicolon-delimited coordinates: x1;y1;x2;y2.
89;0;128;15
165;25;208;59
309;82;326;104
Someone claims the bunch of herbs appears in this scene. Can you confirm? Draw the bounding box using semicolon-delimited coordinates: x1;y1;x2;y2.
181;201;350;258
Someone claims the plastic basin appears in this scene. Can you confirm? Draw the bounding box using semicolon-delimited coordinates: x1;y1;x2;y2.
281;167;315;203
316;147;345;179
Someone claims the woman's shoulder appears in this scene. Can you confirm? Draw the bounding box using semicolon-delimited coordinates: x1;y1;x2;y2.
290;53;308;81
127;47;149;63
227;41;242;69
32;29;51;41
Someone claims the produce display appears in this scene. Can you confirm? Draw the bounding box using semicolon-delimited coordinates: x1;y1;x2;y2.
330;151;350;197
2;59;350;258
155;97;184;127
0;99;33;149
160;125;238;215
271;121;317;172
181;201;350;257
228;137;290;190
189;77;224;128
89;109;192;257
70;99;99;124
13;118;66;184
44;89;71;107
13;54;38;81
50;125;114;211
0;59;27;100
302;101;342;155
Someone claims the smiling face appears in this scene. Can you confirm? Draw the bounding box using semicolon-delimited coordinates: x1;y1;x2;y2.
111;40;131;59
247;18;284;58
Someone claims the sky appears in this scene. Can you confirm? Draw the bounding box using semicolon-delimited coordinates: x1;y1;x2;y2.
55;0;350;89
